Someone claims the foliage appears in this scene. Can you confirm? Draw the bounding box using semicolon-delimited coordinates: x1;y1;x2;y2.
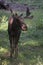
0;8;43;65
36;20;43;30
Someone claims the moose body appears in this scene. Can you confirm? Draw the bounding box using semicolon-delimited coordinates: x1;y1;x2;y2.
8;14;27;58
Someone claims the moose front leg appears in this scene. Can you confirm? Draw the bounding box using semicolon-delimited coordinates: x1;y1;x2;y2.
14;32;21;58
15;43;18;58
13;37;18;58
9;36;14;58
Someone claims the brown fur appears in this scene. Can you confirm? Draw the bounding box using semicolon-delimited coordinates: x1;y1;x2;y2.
8;14;27;58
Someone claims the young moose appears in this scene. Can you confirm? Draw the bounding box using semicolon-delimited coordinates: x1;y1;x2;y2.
8;12;27;58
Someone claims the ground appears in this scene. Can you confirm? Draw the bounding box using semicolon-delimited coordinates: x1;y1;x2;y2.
0;4;43;65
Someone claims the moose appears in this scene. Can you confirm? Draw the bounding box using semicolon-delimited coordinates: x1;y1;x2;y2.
8;9;27;58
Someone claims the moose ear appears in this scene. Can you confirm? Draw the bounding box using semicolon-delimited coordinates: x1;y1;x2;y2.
9;17;13;25
10;9;13;13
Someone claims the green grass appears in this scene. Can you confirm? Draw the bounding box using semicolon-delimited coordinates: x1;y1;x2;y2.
10;0;43;7
0;9;43;65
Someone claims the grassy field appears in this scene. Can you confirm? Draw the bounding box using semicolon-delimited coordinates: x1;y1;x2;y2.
0;9;43;65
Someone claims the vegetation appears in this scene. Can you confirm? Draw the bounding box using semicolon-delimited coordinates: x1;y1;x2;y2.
0;8;43;65
6;0;43;6
0;0;43;65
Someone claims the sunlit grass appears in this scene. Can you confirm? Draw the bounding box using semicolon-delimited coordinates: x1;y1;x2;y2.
0;47;8;53
22;39;39;46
